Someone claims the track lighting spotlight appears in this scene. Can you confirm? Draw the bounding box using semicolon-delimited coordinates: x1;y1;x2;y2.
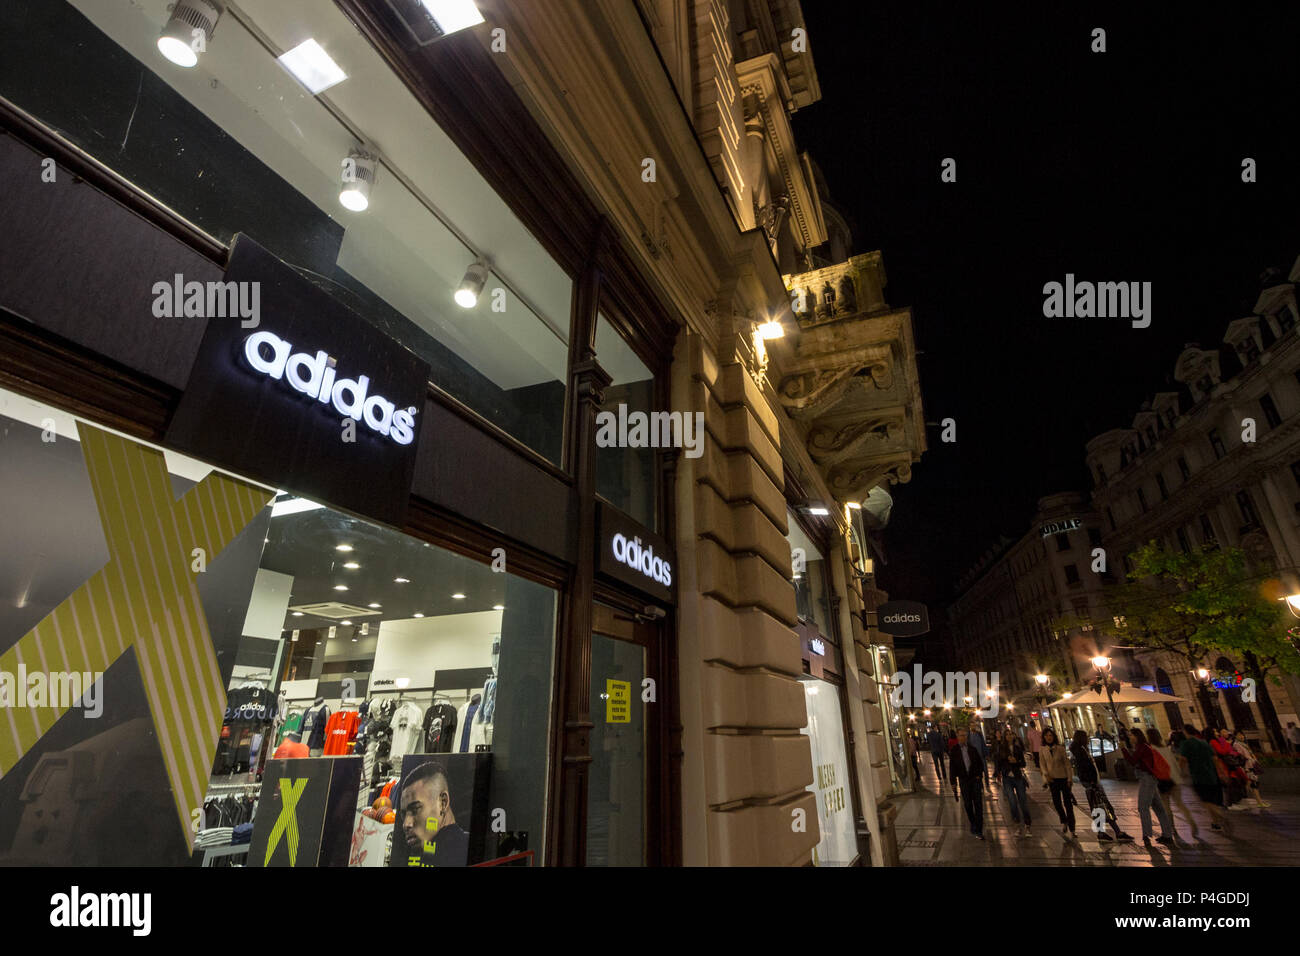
158;0;222;68
339;149;377;212
455;259;490;308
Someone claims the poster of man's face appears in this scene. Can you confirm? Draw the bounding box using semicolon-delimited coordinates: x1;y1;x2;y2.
391;754;489;867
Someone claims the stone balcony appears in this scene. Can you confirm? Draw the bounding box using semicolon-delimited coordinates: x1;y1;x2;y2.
772;253;926;503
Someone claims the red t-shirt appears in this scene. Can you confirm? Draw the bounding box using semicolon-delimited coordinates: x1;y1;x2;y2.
323;710;361;755
272;739;309;759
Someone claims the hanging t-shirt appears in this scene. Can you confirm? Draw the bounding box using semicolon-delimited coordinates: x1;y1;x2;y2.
389;701;426;762
276;711;303;746
423;703;459;754
457;696;481;753
323;710;361;756
225;686;277;722
302;704;331;750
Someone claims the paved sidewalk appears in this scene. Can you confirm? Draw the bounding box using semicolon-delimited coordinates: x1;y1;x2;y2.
894;758;1300;866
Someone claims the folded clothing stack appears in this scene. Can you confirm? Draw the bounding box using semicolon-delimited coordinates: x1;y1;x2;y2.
195;827;233;849
231;822;254;846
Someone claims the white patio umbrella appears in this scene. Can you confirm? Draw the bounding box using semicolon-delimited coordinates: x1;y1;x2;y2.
1046;682;1185;708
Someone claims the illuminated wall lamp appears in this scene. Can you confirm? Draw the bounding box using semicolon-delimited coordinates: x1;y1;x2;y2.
158;0;223;68
339;150;377;212
455;259;491;308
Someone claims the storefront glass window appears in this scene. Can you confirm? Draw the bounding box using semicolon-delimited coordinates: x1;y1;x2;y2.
0;0;571;464
799;678;855;865
0;387;555;866
785;513;833;639
873;644;909;795
595;316;658;530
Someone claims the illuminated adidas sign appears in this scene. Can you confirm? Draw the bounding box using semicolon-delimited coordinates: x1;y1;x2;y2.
242;331;417;445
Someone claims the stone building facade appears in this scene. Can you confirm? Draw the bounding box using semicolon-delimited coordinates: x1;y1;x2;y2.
494;0;926;863
1083;258;1300;748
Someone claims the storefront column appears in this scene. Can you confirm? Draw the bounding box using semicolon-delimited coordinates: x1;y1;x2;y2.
831;548;887;866
549;228;609;865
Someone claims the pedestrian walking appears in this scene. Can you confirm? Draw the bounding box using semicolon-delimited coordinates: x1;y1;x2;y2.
926;727;948;783
1122;728;1179;846
968;724;991;791
950;728;987;839
1026;722;1043;768
1177;726;1231;836
1038;727;1078;840
1230;731;1269;809
994;729;1032;837
1070;730;1132;842
1210;728;1250;810
1156;730;1198;839
906;732;922;787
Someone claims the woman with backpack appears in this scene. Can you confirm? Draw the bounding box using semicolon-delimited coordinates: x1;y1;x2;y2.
994;728;1033;837
1156;730;1198;839
1038;727;1078;840
1070;729;1133;842
1122;726;1179;846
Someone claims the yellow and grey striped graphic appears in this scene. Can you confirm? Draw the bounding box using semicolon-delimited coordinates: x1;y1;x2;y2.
0;425;273;852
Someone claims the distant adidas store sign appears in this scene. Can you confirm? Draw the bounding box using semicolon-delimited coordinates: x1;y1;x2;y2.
876;600;930;637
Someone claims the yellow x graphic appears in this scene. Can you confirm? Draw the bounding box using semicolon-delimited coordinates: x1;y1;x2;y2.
264;777;308;866
0;425;273;850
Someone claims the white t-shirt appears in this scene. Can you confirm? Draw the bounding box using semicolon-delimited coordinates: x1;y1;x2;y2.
389;701;426;762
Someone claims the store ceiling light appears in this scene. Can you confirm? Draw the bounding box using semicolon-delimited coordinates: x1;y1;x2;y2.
451;593;466;600
291;611;304;617
343;562;360;570
492;604;505;611
335;544;354;552
419;0;485;36
368;602;382;609
807;506;830;516
413;612;425;618
339;149;377;212
157;0;222;68
340;620;352;626
454;260;490;308
277;38;347;95
394;577;410;584
333;584;349;591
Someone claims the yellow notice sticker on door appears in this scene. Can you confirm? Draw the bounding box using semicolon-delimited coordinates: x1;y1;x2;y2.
605;679;631;723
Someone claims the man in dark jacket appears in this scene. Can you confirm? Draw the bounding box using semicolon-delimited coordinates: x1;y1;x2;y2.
950;728;986;838
926;728;948;783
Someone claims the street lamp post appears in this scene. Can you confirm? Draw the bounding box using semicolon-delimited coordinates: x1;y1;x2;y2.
1033;673;1056;739
1190;665;1221;733
1088;655;1123;730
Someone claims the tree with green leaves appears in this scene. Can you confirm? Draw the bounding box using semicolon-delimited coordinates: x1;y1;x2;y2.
1056;542;1300;751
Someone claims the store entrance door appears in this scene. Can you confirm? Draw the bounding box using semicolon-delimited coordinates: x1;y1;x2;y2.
586;602;656;866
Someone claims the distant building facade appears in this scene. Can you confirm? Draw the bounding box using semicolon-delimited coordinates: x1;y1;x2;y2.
1084;257;1300;746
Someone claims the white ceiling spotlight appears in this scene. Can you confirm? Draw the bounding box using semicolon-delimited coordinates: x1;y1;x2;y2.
419;0;486;37
454;259;490;309
339;149;378;212
158;0;222;68
277;38;348;95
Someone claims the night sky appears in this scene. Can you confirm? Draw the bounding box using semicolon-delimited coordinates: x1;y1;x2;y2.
792;4;1300;636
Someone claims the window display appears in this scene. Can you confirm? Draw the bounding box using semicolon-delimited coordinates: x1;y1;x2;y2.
0;386;557;867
